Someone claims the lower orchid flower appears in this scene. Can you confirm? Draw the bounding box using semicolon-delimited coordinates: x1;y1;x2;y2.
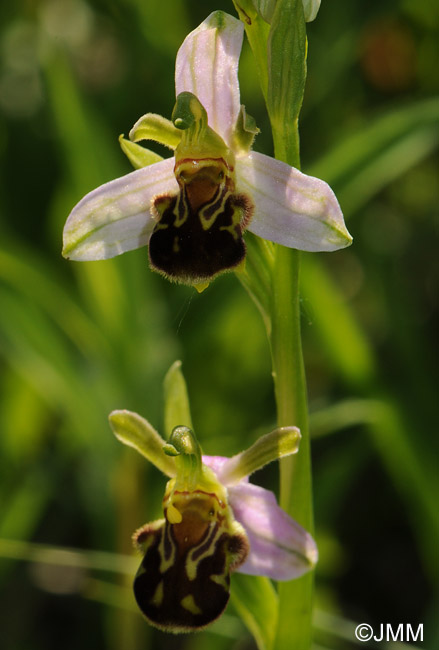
109;410;317;632
62;11;351;290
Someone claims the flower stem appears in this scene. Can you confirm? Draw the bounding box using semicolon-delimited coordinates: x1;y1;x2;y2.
271;246;310;518
268;10;314;643
270;245;314;650
235;1;314;646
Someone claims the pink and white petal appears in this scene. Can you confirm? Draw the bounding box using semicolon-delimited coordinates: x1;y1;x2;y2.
202;455;250;483
63;158;177;261
236;152;353;252
229;482;318;581
175;11;243;148
202;455;228;476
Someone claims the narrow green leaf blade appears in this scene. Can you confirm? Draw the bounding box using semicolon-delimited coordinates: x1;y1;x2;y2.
231;574;278;650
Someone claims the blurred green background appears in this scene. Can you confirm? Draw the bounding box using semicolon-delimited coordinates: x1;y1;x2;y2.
0;0;437;648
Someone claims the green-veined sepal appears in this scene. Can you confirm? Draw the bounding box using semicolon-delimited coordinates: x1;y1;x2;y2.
163;360;194;434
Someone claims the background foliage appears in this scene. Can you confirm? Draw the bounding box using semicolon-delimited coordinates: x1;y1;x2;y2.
0;0;437;648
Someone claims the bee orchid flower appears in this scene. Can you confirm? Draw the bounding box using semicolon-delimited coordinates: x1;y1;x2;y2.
62;11;351;289
109;410;318;632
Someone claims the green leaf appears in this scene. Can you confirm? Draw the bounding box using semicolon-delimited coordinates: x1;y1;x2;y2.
0;539;136;576
301;255;439;572
0;243;106;360
0;471;51;580
309;97;439;215
300;255;376;387
231;574;278;650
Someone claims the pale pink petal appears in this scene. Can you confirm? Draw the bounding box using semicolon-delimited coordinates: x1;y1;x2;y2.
63;158;177;261
229;482;318;581
203;455;317;580
236;152;353;251
175;11;243;147
202;455;250;482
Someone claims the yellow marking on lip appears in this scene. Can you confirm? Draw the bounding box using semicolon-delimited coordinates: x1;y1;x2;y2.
186;524;222;581
158;524;176;574
210;573;228;589
173;193;189;228
218;199;245;239
219;224;239;239
154;222;168;231
199;195;227;230
181;594;202;615
166;503;183;524
150;580;164;606
193;281;209;293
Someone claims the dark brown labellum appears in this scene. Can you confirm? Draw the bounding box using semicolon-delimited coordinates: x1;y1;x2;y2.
148;162;253;285
132;491;248;632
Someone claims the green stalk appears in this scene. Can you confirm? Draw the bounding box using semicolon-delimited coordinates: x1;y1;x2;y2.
234;2;314;647
269;89;314;647
270;245;314;650
270;246;310;519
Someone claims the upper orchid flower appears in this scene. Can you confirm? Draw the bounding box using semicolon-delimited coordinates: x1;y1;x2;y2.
63;11;351;289
109;410;317;632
